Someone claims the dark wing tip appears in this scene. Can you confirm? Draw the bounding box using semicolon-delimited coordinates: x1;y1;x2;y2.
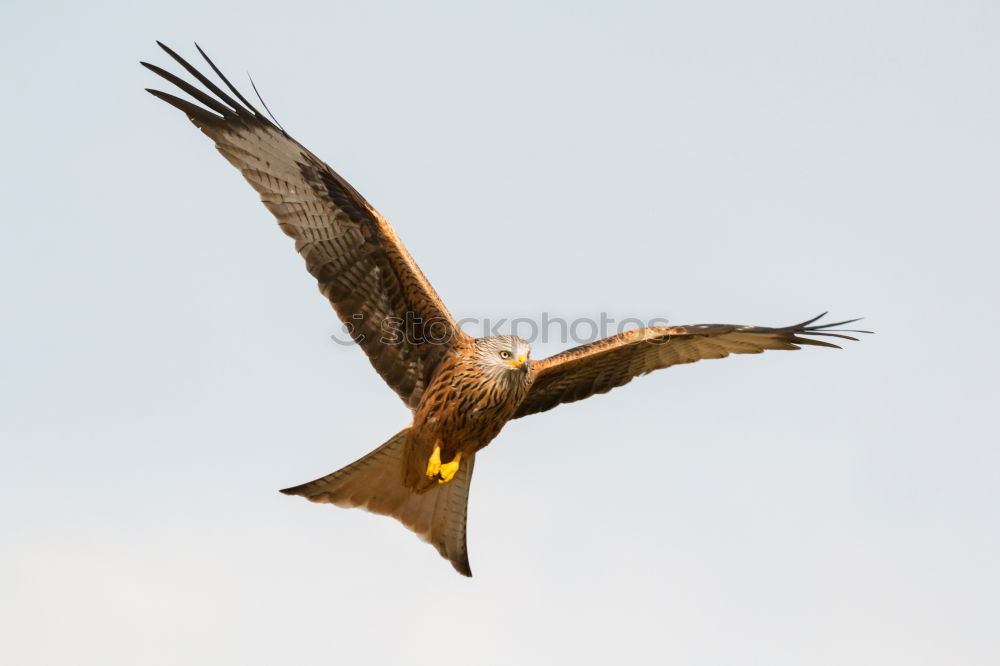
154;40;185;64
808;316;865;329
797;313;873;336
193;41;266;118
247;70;287;133
144;87;225;128
790;336;843;349
794;311;829;328
145;41;257;120
780;312;873;350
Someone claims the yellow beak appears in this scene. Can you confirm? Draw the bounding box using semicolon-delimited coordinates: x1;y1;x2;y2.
505;354;528;369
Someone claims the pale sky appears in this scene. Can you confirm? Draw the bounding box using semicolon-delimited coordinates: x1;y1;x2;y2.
3;1;999;664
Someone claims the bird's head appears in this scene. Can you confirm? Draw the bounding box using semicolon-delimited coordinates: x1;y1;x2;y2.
475;335;531;380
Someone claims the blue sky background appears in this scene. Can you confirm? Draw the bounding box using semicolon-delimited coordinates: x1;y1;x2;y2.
2;1;998;664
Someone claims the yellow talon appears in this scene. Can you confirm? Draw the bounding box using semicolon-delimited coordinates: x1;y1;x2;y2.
426;445;442;478
426;445;461;483
438;452;461;484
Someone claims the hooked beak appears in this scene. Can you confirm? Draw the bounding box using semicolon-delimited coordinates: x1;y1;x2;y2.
506;354;529;370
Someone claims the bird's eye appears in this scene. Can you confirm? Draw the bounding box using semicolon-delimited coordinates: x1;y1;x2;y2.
499;350;512;359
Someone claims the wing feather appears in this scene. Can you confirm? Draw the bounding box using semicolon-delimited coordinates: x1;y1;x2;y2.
143;43;468;408
514;313;870;418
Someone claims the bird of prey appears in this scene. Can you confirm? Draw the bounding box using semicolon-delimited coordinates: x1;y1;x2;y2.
143;43;868;576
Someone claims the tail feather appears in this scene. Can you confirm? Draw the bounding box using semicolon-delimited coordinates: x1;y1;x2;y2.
280;428;476;576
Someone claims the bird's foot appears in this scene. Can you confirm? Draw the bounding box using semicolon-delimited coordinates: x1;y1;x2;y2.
437;453;461;484
426;445;442;478
425;445;461;484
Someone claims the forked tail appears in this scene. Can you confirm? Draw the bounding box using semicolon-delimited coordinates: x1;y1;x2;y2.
280;428;477;576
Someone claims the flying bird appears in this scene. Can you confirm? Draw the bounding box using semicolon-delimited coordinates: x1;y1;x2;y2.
143;43;868;576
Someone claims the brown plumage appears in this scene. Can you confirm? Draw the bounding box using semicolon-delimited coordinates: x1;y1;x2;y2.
144;43;870;577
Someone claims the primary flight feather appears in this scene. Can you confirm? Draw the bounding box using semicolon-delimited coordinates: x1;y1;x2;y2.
143;42;868;576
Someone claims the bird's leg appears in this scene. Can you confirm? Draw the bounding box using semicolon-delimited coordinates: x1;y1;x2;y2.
425;445;461;484
426;445;442;478
437;452;461;484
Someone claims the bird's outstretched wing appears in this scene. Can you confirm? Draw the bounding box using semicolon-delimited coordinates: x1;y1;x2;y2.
142;42;466;408
514;313;869;418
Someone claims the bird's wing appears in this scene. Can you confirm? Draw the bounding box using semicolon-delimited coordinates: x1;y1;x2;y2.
142;43;467;409
514;313;869;418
